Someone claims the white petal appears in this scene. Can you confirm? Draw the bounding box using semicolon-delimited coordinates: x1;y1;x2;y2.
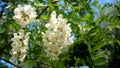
51;11;56;18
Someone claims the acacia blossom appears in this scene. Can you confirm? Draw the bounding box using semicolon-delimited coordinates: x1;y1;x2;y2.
42;11;73;60
11;29;30;62
13;4;37;28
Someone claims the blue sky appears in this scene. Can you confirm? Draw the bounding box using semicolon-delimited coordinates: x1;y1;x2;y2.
0;1;6;12
0;60;16;68
99;0;114;5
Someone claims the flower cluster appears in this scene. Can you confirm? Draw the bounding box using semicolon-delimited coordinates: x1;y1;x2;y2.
11;29;30;62
13;4;37;28
42;11;73;60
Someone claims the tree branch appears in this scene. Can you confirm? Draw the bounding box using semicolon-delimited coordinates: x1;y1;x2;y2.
0;41;12;57
36;6;49;18
0;57;21;68
0;41;12;51
1;51;11;56
0;41;12;54
36;1;58;18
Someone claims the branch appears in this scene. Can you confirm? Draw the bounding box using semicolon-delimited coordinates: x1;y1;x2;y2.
0;41;12;53
1;41;12;51
0;41;12;57
36;1;58;18
1;51;11;56
37;6;49;18
0;57;21;68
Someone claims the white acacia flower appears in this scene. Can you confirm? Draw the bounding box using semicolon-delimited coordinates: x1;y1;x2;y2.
13;4;37;28
42;11;73;60
11;29;30;62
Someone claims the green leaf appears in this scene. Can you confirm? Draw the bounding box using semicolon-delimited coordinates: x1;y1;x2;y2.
81;14;91;20
24;60;35;68
94;65;108;68
41;15;48;20
93;51;106;61
92;41;105;52
86;57;93;67
52;61;66;68
94;57;106;65
0;28;5;33
54;4;61;7
74;57;85;66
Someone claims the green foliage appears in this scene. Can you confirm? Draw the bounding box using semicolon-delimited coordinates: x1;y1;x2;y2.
24;60;35;68
0;27;5;33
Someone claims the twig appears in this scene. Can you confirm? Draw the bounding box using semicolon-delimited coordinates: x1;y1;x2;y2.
1;51;11;56
0;41;12;54
0;57;21;68
0;41;12;57
36;1;58;18
37;6;49;18
0;41;12;51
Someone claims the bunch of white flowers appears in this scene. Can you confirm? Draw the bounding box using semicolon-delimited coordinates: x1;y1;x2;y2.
42;11;73;60
11;29;30;62
13;4;37;28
